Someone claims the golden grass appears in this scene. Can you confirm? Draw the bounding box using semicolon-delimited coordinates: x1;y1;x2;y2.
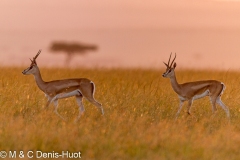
0;67;240;159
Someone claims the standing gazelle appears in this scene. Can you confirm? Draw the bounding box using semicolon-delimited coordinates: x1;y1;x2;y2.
22;50;104;121
162;53;230;119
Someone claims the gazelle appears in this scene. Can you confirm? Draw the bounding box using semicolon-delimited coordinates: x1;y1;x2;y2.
22;50;104;121
162;53;230;119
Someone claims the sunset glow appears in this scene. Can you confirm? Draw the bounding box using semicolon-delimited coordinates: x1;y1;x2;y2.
0;0;240;70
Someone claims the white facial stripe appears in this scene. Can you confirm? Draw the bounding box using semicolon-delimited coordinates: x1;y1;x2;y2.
167;69;171;73
23;66;32;74
26;67;31;71
163;68;172;76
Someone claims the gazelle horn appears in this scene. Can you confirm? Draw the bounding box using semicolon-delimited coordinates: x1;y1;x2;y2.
33;49;41;61
170;53;176;68
163;62;169;68
167;52;172;66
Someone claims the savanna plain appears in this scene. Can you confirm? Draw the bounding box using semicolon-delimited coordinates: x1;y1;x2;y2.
1;67;240;160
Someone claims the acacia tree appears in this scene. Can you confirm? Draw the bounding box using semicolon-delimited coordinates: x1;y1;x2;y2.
50;41;98;65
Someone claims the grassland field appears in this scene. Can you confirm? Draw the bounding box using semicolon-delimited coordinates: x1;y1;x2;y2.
0;67;240;159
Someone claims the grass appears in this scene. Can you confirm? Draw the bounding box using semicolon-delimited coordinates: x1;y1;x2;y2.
0;67;240;159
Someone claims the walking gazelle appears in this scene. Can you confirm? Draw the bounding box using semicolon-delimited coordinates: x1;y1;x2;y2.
22;50;104;121
162;53;230;119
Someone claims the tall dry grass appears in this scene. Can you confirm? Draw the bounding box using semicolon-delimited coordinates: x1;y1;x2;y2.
0;67;240;159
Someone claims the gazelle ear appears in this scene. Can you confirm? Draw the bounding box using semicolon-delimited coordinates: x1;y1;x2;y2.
173;62;177;69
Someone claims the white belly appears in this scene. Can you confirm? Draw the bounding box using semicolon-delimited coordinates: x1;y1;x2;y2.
193;90;209;100
178;90;210;101
51;89;82;102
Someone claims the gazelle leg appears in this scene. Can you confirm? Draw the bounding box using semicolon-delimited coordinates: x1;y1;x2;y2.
85;96;104;115
82;82;104;115
175;100;184;120
75;95;85;122
45;100;51;108
216;97;230;118
53;99;65;121
209;96;218;114
91;99;104;115
187;99;193;115
45;95;53;108
187;99;197;121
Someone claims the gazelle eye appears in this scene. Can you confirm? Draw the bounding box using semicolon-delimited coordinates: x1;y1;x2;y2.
29;66;33;69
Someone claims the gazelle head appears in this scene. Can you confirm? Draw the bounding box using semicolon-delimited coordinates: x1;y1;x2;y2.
22;50;41;75
162;53;177;78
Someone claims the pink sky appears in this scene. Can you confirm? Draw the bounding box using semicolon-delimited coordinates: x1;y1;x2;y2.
1;0;240;30
1;0;240;70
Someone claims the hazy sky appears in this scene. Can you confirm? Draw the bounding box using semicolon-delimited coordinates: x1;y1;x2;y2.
1;0;240;69
1;0;240;31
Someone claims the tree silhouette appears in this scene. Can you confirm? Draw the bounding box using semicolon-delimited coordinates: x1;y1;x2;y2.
50;41;98;65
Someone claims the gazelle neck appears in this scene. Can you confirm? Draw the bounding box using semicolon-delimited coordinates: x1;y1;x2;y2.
169;71;181;94
32;66;46;91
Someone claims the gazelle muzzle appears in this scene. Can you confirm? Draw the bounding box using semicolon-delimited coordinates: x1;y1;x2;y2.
22;67;32;75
